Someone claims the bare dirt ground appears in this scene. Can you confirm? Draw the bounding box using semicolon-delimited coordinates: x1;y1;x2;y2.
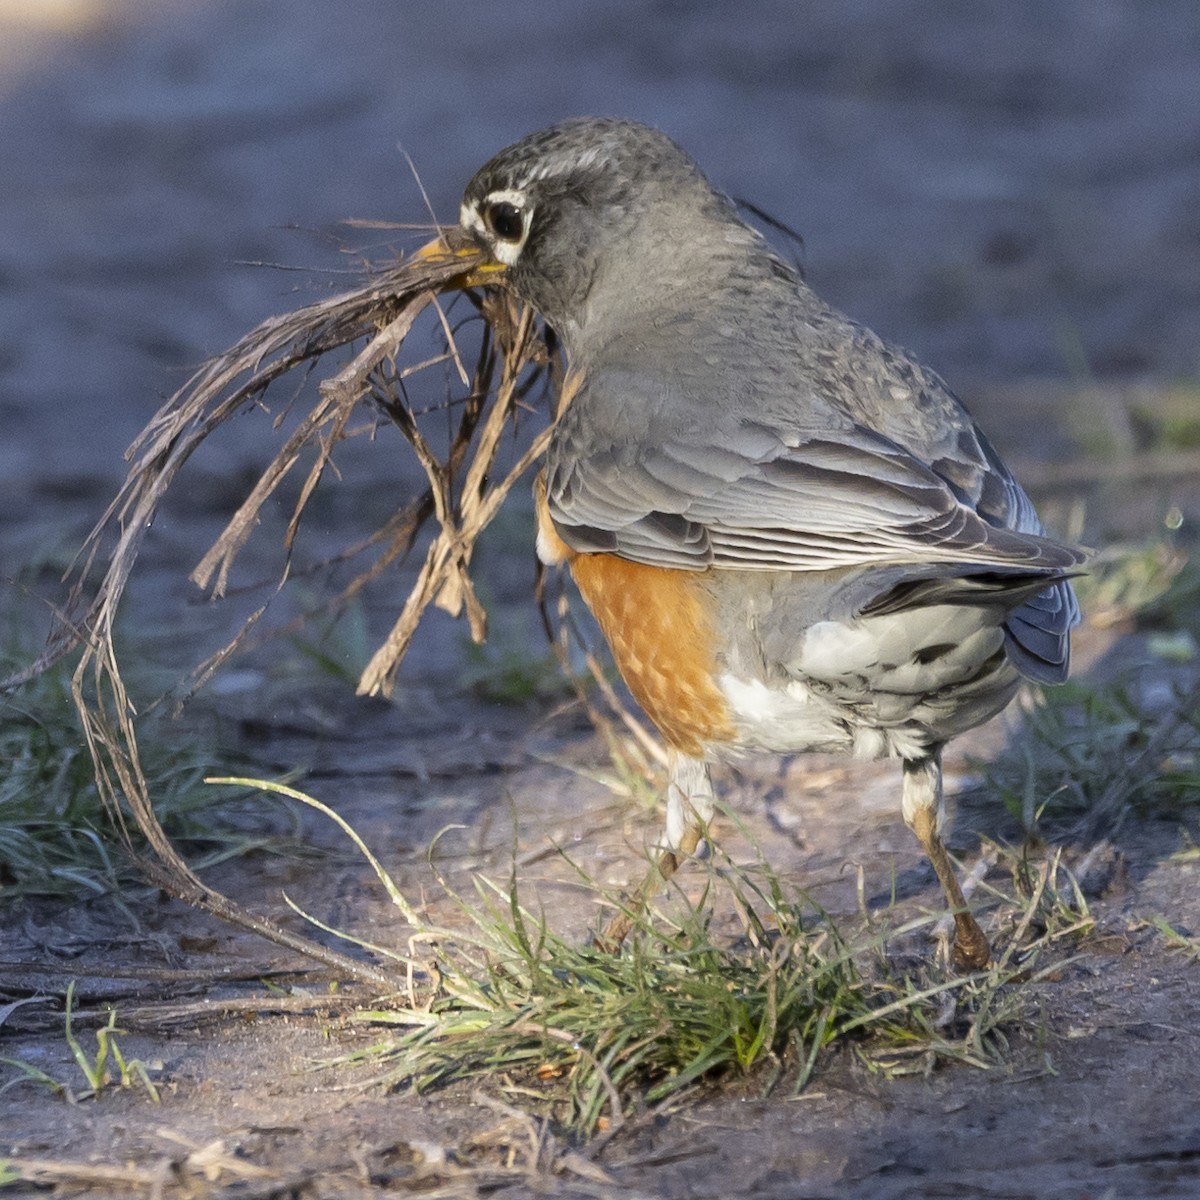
3;3;1200;1197
5;607;1200;1199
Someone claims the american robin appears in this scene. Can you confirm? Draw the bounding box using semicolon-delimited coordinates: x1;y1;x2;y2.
419;117;1085;968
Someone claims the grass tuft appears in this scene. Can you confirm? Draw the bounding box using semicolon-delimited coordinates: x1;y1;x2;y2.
227;778;1087;1136
0;981;160;1104
981;679;1199;837
979;536;1200;837
0;640;297;902
1072;536;1198;635
460;640;567;706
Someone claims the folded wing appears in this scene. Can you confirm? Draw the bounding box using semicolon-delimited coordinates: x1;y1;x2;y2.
546;367;1085;683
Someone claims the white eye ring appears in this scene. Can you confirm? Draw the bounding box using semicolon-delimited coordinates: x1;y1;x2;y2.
461;188;531;265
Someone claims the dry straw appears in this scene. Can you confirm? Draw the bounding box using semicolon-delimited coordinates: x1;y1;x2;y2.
15;240;588;986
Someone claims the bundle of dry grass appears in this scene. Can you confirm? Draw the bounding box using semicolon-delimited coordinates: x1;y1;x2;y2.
14;239;595;987
73;243;554;693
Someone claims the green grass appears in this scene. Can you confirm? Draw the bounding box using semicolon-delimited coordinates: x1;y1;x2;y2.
222;778;1089;1136
342;852;1085;1133
1072;535;1199;637
459;636;567;705
0;640;298;903
982;678;1200;836
0;982;160;1104
982;538;1200;837
1129;383;1200;452
286;605;373;688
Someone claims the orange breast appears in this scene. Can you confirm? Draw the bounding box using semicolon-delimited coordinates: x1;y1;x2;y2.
535;475;735;756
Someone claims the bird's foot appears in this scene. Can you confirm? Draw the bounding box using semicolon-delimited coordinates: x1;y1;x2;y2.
950;911;992;971
594;837;698;952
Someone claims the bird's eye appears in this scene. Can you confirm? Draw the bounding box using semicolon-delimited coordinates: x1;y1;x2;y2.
484;200;525;243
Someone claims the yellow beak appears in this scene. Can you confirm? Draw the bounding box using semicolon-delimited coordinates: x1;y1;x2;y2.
410;229;508;290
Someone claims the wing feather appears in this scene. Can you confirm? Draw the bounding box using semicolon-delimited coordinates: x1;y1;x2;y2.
548;401;1085;575
543;329;1086;681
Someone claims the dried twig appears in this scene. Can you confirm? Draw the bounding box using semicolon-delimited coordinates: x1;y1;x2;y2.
357;299;554;696
536;562;666;779
10;241;573;988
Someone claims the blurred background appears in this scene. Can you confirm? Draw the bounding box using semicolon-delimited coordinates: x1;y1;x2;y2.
0;0;1197;649
2;9;1199;1183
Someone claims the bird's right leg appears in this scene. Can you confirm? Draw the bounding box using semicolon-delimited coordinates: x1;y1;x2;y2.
597;751;715;949
902;752;992;970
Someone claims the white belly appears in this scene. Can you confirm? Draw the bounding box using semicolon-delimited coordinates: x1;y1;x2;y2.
715;672;933;761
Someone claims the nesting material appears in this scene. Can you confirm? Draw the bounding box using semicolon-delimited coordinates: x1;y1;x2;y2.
25;240;589;985
67;243;553;698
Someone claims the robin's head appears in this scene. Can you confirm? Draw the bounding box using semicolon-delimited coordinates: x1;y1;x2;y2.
432;118;758;344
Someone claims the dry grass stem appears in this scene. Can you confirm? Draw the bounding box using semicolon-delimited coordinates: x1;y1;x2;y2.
6;239;567;984
358;302;555;696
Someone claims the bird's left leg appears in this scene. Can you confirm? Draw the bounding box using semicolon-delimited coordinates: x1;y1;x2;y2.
597;751;715;949
902;751;992;970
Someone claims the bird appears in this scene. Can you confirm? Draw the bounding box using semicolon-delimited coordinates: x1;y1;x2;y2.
416;117;1086;968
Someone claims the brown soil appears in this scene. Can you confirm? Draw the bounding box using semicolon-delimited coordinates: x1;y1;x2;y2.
4;501;1199;1198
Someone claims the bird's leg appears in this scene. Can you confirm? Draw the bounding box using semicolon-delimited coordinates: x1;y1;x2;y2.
902;752;992;970
597;752;714;950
